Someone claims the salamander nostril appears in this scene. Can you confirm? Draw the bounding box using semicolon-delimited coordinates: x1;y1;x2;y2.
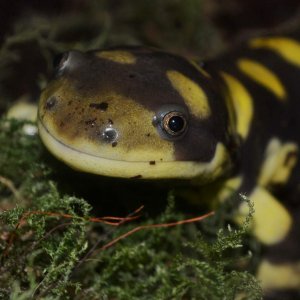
45;96;57;110
101;127;118;143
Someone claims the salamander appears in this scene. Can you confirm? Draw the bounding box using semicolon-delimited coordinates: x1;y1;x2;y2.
37;33;300;297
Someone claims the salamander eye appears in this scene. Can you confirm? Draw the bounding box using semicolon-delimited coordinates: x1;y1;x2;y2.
162;111;187;136
153;105;189;140
53;50;85;77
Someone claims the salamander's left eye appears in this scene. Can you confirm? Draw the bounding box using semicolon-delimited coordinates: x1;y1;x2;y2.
153;105;188;140
162;111;187;136
53;50;85;77
53;52;69;75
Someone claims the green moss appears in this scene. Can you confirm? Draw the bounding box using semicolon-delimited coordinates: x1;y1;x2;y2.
0;118;262;299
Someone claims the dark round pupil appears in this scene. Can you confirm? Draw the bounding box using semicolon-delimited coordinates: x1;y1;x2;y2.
168;115;185;132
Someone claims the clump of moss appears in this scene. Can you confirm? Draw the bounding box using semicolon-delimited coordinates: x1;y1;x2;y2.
0;118;262;299
73;196;261;300
0;118;90;298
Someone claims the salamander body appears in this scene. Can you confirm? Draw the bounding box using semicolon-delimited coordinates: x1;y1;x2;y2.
38;33;300;296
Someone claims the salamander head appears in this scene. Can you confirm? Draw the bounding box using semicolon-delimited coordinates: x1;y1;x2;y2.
38;47;235;181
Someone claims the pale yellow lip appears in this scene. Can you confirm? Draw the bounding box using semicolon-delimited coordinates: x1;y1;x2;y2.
38;118;226;180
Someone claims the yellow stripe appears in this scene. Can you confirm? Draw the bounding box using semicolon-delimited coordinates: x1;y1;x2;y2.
249;37;300;67
220;72;253;139
96;51;136;64
167;70;211;118
237;58;286;100
258;138;298;186
258;260;300;290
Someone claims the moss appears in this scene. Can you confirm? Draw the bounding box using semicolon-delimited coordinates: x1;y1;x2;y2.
0;118;262;299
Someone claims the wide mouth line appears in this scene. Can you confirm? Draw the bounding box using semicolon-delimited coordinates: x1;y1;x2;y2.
38;117;179;164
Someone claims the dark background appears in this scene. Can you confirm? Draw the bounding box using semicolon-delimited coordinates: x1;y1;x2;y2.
0;0;300;115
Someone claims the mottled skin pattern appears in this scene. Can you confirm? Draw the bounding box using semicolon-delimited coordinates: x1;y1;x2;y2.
40;48;232;161
38;35;300;298
207;36;300;193
206;33;300;260
38;47;234;180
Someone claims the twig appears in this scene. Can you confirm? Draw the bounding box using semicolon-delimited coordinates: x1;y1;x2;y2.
73;205;144;270
1;207;143;259
99;211;215;252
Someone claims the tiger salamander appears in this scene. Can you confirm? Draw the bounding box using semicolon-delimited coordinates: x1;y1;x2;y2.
38;33;300;295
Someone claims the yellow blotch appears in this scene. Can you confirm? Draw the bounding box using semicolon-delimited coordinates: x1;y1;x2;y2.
97;51;136;64
258;138;298;187
237;58;286;100
249;37;300;67
167;70;211;118
220;72;253;139
257;260;300;290
217;176;243;203
238;186;292;245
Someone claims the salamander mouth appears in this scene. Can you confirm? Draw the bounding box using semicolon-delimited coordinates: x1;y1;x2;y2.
38;117;226;180
38;117;123;161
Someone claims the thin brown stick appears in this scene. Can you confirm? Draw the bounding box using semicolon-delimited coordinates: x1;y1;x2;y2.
1;206;144;259
99;211;215;252
73;205;145;270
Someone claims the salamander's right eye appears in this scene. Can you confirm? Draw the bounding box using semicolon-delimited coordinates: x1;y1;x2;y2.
162;111;187;137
